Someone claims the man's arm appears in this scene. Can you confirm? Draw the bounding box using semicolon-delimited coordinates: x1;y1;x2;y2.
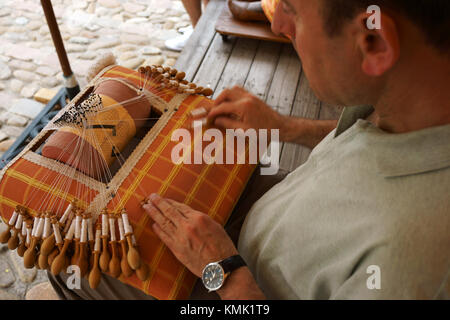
217;266;266;300
142;194;266;300
280;117;338;149
202;86;337;150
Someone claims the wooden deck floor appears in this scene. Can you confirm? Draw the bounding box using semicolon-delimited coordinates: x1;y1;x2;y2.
175;0;342;172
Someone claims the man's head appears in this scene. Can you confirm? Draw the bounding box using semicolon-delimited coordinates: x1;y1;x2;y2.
272;0;450;107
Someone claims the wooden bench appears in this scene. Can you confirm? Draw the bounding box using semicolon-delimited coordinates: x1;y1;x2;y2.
175;0;342;172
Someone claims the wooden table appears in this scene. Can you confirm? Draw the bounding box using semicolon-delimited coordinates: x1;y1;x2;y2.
175;0;342;172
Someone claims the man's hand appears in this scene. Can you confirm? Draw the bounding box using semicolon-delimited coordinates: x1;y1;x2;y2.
190;86;337;148
142;193;238;278
197;86;286;133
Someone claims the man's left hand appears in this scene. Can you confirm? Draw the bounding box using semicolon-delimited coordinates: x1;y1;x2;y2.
142;193;238;277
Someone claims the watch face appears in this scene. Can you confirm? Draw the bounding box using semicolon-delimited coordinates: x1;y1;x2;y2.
202;263;225;291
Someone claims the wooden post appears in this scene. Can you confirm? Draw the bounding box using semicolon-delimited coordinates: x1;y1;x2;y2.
40;0;80;99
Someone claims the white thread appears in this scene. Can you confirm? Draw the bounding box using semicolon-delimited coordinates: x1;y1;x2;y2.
21;221;27;236
81;218;88;243
117;218;125;241
14;214;23;230
94;229;101;252
75;215;81;239
26;227;31;245
102;214;109;236
65;219;76;240
31;217;40;237
60;203;73;224
122;212;132;235
53;223;63;245
43;216;51;238
36;217;45;238
8;210;18;226
109;217;116;242
190;107;208;117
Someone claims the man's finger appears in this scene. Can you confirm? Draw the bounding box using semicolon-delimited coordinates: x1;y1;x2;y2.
166;199;193;217
148;193;184;226
143;203;176;234
208;102;242;122
214;87;245;106
152;223;175;248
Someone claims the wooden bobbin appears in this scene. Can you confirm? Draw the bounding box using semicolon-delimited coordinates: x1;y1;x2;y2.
87;213;95;268
0;206;20;244
39;212;56;269
121;209;141;270
108;214;121;278
24;213;44;269
17;212;30;257
76;214;89;278
7;206;26;250
51;218;75;275
136;262;150;281
117;214;133;277
169;68;177;76
99;209;111;273
48;218;63;268
175;71;185;81
89;225;102;289
70;209;83;266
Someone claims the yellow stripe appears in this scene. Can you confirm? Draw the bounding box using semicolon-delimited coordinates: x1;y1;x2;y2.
5;170;89;208
168;266;187;299
209;144;250;219
142;107;206;295
158;155;238;201
0;197;38;216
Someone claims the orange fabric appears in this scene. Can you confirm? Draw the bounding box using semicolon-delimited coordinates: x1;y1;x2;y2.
262;0;281;23
0;66;257;300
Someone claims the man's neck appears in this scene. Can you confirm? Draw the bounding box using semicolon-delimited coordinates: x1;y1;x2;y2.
369;50;450;133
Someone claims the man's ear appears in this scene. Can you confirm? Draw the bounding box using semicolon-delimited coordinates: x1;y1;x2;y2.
354;12;400;76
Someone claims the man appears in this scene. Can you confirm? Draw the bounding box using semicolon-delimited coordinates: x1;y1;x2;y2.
48;0;449;299
148;0;450;299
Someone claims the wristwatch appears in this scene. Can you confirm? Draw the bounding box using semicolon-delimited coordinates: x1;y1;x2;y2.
201;255;247;292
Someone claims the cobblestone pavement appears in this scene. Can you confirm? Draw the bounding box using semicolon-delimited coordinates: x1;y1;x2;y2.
0;0;190;299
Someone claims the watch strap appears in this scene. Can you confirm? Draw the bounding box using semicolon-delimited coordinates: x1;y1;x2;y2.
219;255;247;275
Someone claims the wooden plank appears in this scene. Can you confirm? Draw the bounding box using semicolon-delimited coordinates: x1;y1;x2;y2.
244;41;282;100
174;0;225;81
192;33;237;92
266;44;302;116
262;44;302;164
213;38;260;99
279;72;322;171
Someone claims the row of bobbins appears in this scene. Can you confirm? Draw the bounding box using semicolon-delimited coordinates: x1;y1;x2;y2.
138;65;214;96
0;202;149;290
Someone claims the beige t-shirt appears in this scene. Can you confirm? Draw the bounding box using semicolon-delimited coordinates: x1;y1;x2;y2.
238;106;450;299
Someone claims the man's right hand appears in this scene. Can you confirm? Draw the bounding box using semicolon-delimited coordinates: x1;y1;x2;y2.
204;86;286;134
191;86;337;149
